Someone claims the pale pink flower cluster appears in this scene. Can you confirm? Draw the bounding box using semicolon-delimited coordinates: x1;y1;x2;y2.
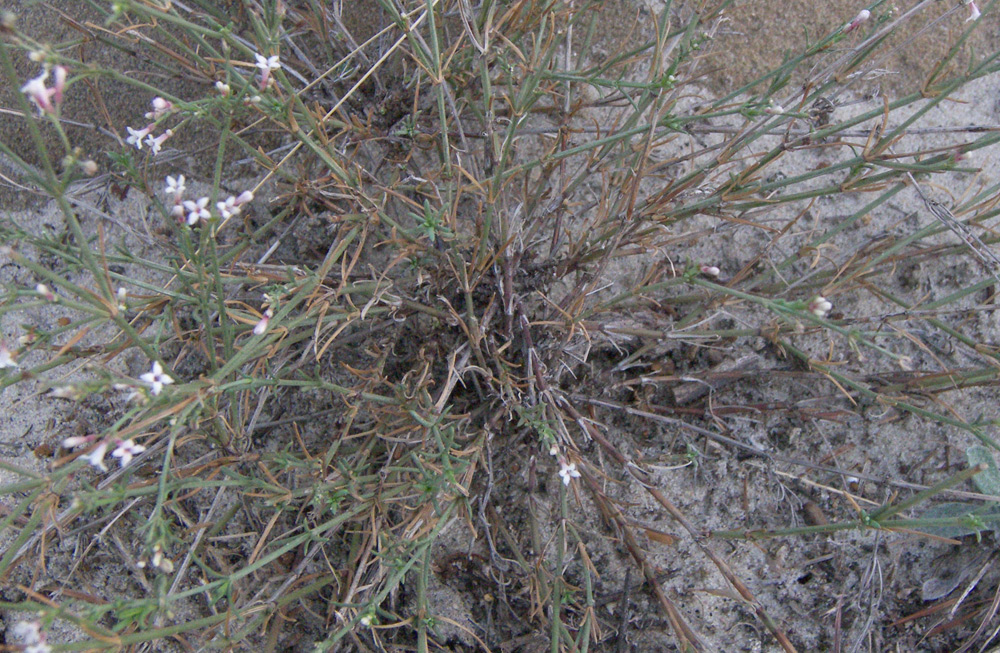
20;65;66;116
137;543;175;573
255;53;281;90
144;96;174;120
12;620;51;653
217;190;254;219
126;97;176;155
62;435;102;469
843;9;870;33
165;174;186;221
809;296;833;318
162;175;253;225
55;360;169;406
63;435;147;472
126;124;173;155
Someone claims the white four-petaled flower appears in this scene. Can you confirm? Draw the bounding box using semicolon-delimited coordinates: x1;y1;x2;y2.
112;439;146;467
254;53;281;89
140;360;174;395
165;175;186;198
144;129;173;155
183;197;211;225
558;459;581;486
255;53;281;71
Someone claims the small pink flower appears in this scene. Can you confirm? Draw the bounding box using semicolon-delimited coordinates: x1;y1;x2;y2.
112;439;146;467
144;129;173;155
35;283;56;302
126;124;155;149
62;435;93;448
52;65;67;105
0;342;17;369
965;0;981;21
844;9;870;33
699;264;720;278
253;308;273;335
144;96;174;120
85;441;109;472
808;296;833;318
183;197;210;225
215;81;231;96
12;621;50;652
140;360;175;395
255;53;281;90
216;192;252;219
20;69;56;115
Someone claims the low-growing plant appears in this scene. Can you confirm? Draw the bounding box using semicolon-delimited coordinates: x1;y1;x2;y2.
2;0;1000;650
